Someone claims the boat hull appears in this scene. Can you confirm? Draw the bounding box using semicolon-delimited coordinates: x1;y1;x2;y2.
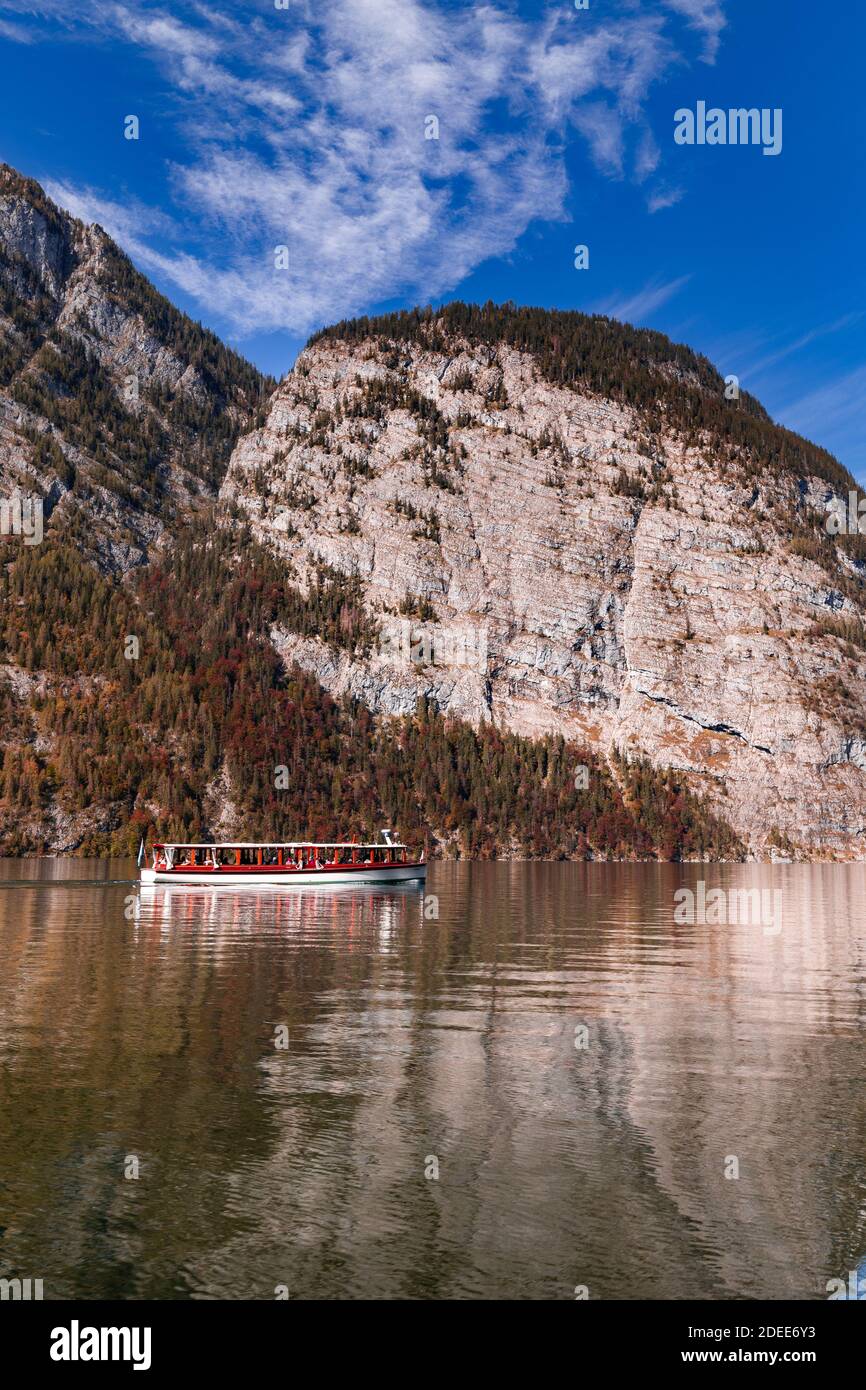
140;863;426;887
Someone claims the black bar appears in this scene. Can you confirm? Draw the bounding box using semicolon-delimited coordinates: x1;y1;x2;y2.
7;1297;860;1375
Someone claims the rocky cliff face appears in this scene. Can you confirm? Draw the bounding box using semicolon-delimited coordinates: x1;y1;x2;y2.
220;311;866;858
0;169;273;854
0;165;271;573
2;169;864;859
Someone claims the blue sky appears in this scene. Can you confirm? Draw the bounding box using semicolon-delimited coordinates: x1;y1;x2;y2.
1;0;864;477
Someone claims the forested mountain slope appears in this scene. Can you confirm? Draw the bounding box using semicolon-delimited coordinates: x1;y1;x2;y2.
2;170;864;858
221;304;866;857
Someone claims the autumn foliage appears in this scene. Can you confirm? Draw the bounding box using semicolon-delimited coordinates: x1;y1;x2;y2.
0;523;743;860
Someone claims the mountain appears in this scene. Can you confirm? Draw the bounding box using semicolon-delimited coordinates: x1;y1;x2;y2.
1;168;864;859
220;303;866;858
0;164;272;572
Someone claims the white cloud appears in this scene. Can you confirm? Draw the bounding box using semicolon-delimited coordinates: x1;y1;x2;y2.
647;185;684;213
43;180;178;246
635;128;662;182
741;314;864;381
778;364;866;436
594;274;692;324
573;103;625;178
662;0;726;62
0;17;33;42
114;11;220;61
18;0;729;337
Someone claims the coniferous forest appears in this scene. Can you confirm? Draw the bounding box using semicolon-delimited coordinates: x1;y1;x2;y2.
314;301;852;493
0;164;826;863
0;521;743;860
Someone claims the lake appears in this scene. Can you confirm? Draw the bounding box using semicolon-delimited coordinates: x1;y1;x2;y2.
0;859;864;1300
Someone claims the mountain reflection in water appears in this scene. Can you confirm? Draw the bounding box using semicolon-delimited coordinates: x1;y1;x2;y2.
0;859;864;1300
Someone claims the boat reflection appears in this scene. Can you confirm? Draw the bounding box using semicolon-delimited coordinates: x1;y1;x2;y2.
134;878;427;945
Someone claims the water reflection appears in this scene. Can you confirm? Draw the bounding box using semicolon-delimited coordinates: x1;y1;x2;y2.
0;860;864;1299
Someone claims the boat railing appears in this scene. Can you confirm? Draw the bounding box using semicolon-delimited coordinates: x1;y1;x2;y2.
149;841;419;870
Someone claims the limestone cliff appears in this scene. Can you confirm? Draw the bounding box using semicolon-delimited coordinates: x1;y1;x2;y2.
0;164;271;573
2;168;864;859
220;308;866;857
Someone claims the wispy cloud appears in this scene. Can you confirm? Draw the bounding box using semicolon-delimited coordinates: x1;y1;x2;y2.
742;313;864;381
6;0;728;338
647;185;684;213
594;274;692;324
42;178;225;312
661;0;726;62
0;16;33;43
634;128;661;182
43;181;179;247
778;363;866;446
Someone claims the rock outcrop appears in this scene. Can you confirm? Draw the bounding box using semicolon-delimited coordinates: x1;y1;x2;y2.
0;164;271;573
3;168;865;859
220;314;866;857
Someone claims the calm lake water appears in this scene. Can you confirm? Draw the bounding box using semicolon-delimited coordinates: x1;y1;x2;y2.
0;859;864;1301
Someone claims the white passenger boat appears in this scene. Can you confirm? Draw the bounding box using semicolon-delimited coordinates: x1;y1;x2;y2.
138;829;426;886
